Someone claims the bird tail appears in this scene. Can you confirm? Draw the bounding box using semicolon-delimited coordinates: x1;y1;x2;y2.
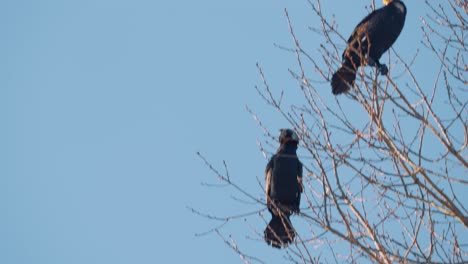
264;213;295;248
331;66;356;95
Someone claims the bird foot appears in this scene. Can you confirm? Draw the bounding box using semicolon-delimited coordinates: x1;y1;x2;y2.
379;64;388;75
367;58;388;75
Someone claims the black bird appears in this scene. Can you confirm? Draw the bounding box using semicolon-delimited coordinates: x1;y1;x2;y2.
264;129;303;248
331;0;407;95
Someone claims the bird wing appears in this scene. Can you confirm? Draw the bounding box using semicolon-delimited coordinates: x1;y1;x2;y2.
265;156;274;198
265;167;272;197
344;8;385;60
347;8;382;44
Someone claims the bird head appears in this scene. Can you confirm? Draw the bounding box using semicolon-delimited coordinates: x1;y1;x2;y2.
279;129;299;144
383;0;406;14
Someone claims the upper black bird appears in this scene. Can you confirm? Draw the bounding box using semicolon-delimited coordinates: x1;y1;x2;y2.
331;0;407;95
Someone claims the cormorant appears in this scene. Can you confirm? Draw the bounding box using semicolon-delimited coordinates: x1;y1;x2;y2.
264;129;303;248
331;0;407;95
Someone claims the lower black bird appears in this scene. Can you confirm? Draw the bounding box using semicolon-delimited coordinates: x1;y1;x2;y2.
331;0;407;95
264;129;303;248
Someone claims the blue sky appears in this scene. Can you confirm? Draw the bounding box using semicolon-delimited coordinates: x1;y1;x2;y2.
2;0;456;263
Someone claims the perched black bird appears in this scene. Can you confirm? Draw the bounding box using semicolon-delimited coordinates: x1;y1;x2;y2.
264;129;303;248
331;0;407;95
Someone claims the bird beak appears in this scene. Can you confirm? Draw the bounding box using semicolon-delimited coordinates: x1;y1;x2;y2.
382;0;392;5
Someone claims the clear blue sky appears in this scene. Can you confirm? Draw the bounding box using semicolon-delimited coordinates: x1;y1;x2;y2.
2;1;445;263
